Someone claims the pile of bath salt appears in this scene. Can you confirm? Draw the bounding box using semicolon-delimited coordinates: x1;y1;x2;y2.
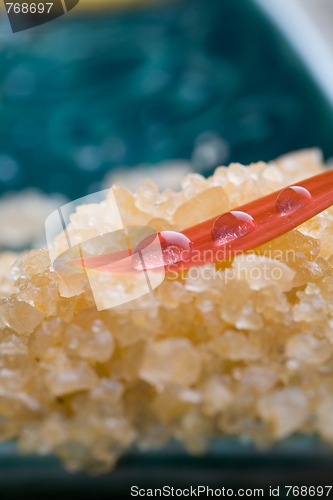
1;149;333;473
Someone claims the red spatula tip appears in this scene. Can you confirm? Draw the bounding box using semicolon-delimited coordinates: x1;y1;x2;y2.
69;169;333;274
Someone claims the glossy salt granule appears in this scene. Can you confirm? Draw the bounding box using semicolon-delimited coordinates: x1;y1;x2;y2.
139;338;202;388
1;149;333;473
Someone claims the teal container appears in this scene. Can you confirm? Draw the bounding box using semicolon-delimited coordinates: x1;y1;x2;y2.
2;437;333;498
0;0;333;198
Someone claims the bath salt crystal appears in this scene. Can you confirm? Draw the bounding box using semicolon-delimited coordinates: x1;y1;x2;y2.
151;386;192;424
110;186;152;227
64;320;115;363
286;333;331;365
274;149;323;180
185;265;216;293
258;387;307;439
0;297;43;336
212;330;261;361
196;298;214;314
43;352;98;397
29;318;63;358
181;173;207;199
202;376;232;416
324;319;333;345
232;254;295;292
18;249;51;277
89;379;124;405
178;388;202;404
211;166;229;187
19;280;59;317
178;409;210;454
0;253;18;299
139;338;202;388
262;165;284;184
157;280;193;308
173;186;229;228
241;365;278;393
227;163;251;186
234;302;264;331
220;300;263;331
149;189;179;220
293;285;328;322
0;330;29;358
0;367;26;392
134;179;159;213
56;270;87;299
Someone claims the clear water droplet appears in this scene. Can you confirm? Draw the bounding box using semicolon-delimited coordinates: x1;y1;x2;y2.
211;211;256;245
276;186;312;215
133;230;194;270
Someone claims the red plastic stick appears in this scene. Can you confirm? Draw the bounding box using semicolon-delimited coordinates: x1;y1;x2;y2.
72;169;333;274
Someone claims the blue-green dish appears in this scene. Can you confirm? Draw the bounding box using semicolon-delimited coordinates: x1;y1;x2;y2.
0;0;333;198
2;437;333;498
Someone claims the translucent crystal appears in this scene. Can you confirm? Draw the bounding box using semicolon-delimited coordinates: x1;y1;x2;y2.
29;318;63;358
139;338;202;388
152;386;200;424
63;320;115;363
232;254;295;292
274;149;323;179
43;352;98;397
258;388;307;439
285;333;331;365
201;376;232;416
293;284;328;322
213;330;261;361
173;186;228;227
0;330;29;358
240;365;277;393
0;253;18;299
0;298;43;336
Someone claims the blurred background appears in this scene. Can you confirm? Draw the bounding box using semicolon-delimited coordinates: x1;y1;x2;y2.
1;0;333;496
1;0;333;203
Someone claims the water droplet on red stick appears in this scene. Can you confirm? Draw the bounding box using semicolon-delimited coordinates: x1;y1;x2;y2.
133;231;194;270
211;211;256;245
276;186;312;215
